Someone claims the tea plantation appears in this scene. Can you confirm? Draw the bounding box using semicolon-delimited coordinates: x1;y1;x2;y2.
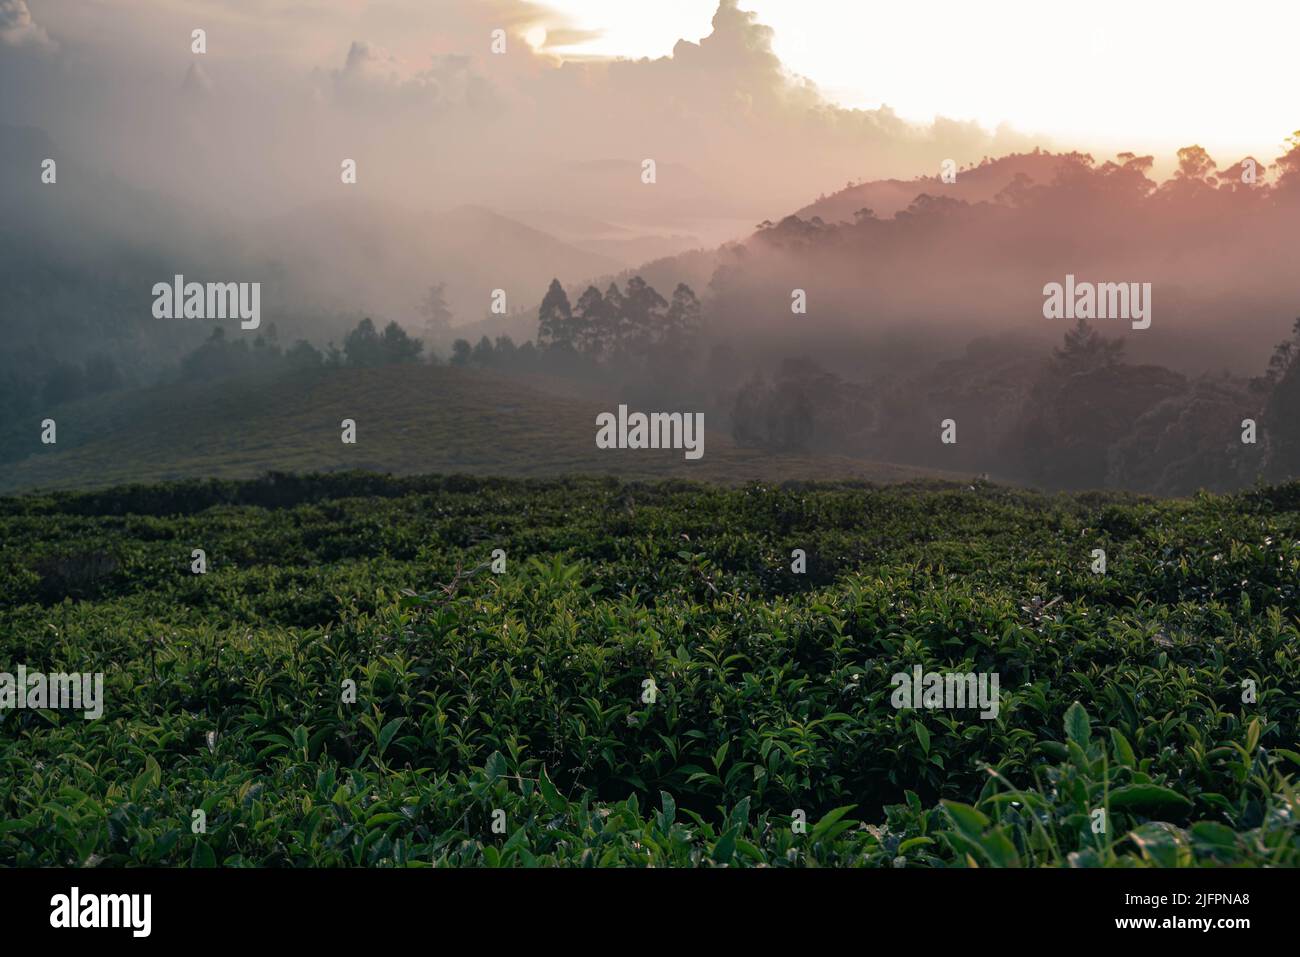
1;472;1297;867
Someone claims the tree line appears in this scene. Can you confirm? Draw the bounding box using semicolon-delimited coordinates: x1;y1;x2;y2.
534;277;702;361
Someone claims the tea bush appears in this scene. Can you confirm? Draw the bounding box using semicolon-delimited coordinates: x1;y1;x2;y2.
1;474;1296;866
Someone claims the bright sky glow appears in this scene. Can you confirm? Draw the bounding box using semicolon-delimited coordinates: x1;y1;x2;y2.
541;0;1298;162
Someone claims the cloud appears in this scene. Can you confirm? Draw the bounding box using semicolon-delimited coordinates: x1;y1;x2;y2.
0;0;1041;313
537;27;604;51
329;40;498;111
0;0;56;51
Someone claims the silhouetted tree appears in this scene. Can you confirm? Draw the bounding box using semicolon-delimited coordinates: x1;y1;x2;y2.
618;276;668;354
493;336;517;364
284;339;324;370
1175;145;1217;182
379;321;423;364
573;286;609;358
537;279;574;350
665;283;702;344
343;318;383;367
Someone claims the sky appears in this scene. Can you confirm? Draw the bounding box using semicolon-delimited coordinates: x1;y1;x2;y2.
538;0;1298;163
1;0;1038;220
4;0;1294;328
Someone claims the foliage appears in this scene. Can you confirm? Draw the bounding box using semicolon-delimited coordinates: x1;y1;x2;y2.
342;318;424;368
536;276;701;364
1;475;1297;866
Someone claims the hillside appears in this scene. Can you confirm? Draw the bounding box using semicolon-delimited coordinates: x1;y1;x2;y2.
0;365;960;494
794;151;1075;223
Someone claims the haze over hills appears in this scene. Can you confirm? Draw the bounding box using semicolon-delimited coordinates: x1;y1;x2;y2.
794;151;1079;223
6;1;1300;500
0;364;959;495
249;199;626;332
505;207;705;270
2;122;649;354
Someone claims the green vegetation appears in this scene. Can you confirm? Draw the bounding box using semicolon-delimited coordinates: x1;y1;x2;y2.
0;365;951;494
1;474;1297;866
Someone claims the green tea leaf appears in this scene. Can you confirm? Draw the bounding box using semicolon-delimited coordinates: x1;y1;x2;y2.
1064;701;1091;748
1109;784;1193;812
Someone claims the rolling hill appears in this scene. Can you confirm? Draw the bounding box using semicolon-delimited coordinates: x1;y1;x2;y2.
794;150;1075;223
0;365;962;494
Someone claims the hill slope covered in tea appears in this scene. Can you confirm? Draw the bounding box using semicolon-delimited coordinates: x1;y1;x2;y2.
0;366;956;494
1;474;1297;866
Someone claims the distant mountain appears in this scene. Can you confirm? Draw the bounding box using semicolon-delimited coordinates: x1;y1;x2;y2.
517;152;1084;329
249;201;625;336
794;151;1076;223
504;208;701;267
2;123;631;361
0;124;237;376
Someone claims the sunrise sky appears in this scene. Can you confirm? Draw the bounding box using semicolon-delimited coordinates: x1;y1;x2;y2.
539;0;1295;162
5;0;1294;237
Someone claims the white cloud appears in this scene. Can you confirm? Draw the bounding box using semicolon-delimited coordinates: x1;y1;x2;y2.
0;0;56;51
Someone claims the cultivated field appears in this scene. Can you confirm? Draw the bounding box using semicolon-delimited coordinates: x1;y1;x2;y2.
0;366;954;494
1;474;1297;866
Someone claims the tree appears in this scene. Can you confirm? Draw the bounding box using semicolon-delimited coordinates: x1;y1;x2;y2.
1052;318;1125;375
1262;318;1300;480
450;339;472;367
602;283;625;348
181;327;249;380
1264;318;1300;385
1174;145;1217;182
1273;131;1300;197
493;336;517;364
419;284;453;340
619;276;667;354
1215;156;1263;190
573;286;608;358
665;283;702;344
284;339;324;370
379;321;424;364
343;317;383;368
537;279;574;350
